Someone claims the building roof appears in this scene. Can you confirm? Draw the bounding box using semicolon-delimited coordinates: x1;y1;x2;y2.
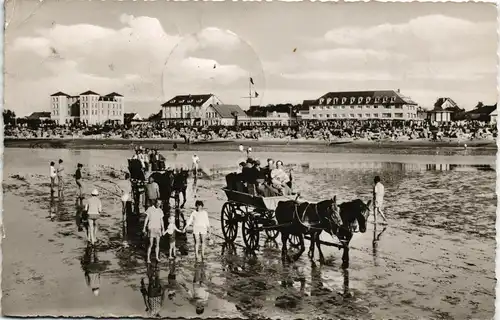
105;92;123;97
124;113;142;122
50;91;71;97
26;112;51;120
432;97;458;111
161;94;213;107
299;100;316;111
211;104;246;119
317;90;417;105
99;92;123;101
466;103;497;116
80;90;100;96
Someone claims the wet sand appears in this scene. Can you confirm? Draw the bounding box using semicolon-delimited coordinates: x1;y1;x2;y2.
2;149;496;319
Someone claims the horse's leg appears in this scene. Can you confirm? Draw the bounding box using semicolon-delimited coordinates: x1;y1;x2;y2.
316;231;326;265
281;231;289;264
308;231;316;260
293;233;305;261
180;187;187;209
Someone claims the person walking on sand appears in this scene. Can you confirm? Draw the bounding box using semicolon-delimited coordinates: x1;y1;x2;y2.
119;173;133;218
85;189;103;246
164;215;184;259
143;200;165;263
373;176;388;225
183;200;211;261
74;163;83;198
57;159;65;194
145;176;160;210
192;154;200;177
49;161;57;192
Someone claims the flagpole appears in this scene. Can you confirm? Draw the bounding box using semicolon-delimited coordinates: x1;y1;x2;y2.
249;75;252;110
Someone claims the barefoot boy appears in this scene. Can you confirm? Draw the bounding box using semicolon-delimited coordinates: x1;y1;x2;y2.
143;200;165;263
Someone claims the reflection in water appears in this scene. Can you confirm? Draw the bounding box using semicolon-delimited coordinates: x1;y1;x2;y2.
75;197;86;233
372;226;387;267
49;191;57;221
182;261;210;315
140;263;164;317
81;246;107;296
301;162;494;173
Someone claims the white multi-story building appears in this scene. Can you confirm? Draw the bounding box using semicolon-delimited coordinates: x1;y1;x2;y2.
50;91;124;125
161;94;224;125
304;90;419;120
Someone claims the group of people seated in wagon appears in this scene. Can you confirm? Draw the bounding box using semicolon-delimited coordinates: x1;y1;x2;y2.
226;158;293;197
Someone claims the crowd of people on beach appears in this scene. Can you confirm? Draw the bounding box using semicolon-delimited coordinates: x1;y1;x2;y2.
6;119;497;142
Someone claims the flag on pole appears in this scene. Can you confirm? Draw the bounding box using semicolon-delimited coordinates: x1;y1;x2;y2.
250;77;254;85
255;92;259;98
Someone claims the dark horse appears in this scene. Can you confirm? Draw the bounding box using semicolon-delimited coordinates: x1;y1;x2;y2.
172;169;189;209
275;196;371;268
149;170;175;210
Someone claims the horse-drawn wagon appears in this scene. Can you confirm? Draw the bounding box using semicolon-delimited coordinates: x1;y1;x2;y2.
220;180;371;266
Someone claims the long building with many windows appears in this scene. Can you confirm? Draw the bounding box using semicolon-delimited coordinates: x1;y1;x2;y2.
305;90;418;120
50;91;124;125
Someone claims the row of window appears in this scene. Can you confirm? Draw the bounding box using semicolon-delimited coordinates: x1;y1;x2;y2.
81;110;122;116
311;113;417;119
311;105;416;111
319;96;398;105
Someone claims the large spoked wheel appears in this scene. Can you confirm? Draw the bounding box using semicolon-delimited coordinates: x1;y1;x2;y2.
263;210;279;240
221;202;238;242
242;215;260;251
289;234;301;248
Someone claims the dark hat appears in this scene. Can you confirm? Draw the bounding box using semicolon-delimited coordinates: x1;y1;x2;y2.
239;162;246;167
254;160;261;166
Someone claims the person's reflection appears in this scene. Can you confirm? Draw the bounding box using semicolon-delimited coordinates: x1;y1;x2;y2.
75;197;85;232
182;261;209;315
166;258;179;300
140;263;165;318
49;191;57;221
81;246;103;296
372;226;387;267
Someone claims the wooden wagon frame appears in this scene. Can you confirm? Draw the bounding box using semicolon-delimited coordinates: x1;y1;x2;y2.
220;188;344;251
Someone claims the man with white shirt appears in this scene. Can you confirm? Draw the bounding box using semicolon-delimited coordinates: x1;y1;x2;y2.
192;154;200;177
373;176;388;225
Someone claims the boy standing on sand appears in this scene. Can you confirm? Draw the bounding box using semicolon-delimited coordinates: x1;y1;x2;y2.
373;176;388;225
49;161;57;192
75;163;83;198
143;200;165;263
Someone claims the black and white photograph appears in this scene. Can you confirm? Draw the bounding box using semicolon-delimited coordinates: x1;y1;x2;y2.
2;1;497;319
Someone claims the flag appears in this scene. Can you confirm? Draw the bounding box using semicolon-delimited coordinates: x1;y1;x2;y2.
250;77;254;85
255;91;259;98
213;64;216;69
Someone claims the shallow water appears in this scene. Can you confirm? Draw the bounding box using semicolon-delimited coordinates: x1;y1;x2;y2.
2;148;496;319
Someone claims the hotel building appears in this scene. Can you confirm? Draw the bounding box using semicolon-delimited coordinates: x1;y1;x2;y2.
50;91;124;125
306;90;419;120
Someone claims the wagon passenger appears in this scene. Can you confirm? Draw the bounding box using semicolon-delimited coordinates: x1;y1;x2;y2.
271;160;292;196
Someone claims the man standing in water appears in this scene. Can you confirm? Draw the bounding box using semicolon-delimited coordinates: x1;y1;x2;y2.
85;189;102;245
373;176;388;225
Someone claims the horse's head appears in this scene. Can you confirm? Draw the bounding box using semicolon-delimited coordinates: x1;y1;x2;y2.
319;196;340;229
356;199;371;233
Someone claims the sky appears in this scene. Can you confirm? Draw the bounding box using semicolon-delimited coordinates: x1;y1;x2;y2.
4;1;497;117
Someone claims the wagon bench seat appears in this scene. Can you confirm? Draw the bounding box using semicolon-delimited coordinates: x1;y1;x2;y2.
222;188;303;211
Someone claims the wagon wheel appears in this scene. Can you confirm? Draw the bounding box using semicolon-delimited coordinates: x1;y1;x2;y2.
289;234;301;248
242;214;260;251
221;202;238;242
263;210;279;240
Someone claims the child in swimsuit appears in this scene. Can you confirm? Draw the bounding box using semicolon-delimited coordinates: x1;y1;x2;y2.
164;215;184;259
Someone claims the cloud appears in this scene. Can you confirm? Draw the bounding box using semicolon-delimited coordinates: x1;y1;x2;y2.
7;15;248;116
282;71;397;82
